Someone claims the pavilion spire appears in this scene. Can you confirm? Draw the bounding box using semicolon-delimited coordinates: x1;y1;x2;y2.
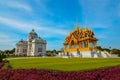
75;22;79;31
75;17;79;31
85;24;89;31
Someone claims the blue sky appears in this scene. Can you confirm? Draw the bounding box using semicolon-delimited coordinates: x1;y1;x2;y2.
0;0;120;50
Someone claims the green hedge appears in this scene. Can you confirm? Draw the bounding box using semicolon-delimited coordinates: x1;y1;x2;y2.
0;53;6;62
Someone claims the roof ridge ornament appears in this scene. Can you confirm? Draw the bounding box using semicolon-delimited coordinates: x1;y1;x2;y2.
75;22;79;31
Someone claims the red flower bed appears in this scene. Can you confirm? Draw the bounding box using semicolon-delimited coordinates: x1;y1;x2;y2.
0;66;120;80
0;62;4;69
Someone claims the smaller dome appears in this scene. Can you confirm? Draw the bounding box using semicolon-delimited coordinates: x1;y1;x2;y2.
38;37;43;40
17;39;24;43
16;39;27;45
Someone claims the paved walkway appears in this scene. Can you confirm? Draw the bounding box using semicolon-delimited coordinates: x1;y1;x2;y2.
6;56;59;60
6;57;45;60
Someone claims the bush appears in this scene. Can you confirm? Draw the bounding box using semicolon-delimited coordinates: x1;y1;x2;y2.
3;59;9;63
0;53;6;62
0;62;4;69
0;66;120;80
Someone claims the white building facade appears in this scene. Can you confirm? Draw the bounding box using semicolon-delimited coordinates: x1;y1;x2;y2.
15;29;46;56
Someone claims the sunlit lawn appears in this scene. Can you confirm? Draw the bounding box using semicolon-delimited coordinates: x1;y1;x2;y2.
9;57;120;71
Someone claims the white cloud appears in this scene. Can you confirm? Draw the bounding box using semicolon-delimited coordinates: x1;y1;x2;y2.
9;2;32;12
0;16;69;50
0;0;32;12
0;16;32;32
0;16;68;37
0;33;17;50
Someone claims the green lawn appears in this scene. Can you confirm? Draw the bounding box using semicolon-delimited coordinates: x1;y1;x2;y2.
9;57;120;71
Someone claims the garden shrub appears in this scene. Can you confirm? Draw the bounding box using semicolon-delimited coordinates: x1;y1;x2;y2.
0;66;120;80
0;53;6;62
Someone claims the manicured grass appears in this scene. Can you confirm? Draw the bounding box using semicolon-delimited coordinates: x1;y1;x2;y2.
9;57;120;71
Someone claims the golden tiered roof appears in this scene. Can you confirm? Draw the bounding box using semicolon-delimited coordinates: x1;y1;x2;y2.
63;23;97;45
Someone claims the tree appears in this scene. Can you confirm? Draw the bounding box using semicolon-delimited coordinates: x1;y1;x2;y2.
46;50;51;56
0;53;6;62
111;49;120;56
102;48;110;53
46;49;61;56
10;48;15;54
95;46;111;53
94;46;102;51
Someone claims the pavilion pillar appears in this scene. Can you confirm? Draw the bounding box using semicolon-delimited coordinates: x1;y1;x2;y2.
85;41;88;47
69;44;71;49
79;42;82;48
88;40;89;48
93;41;96;48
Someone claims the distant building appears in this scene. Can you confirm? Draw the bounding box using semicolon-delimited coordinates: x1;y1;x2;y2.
15;29;46;56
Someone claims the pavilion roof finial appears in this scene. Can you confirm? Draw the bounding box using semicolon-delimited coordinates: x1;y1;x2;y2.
75;17;79;31
85;24;89;31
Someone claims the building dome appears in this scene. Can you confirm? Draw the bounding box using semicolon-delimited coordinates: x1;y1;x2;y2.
28;29;38;37
28;29;38;41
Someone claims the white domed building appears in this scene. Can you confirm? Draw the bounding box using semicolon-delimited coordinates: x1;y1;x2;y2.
15;29;47;56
